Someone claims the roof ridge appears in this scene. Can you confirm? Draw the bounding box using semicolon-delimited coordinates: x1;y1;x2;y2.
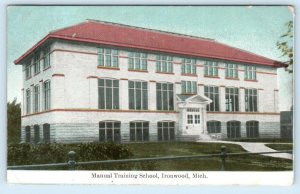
86;19;216;42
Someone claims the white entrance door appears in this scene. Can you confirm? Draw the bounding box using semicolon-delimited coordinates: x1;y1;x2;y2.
186;108;201;132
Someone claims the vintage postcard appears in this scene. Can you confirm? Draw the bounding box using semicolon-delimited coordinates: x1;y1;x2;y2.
7;5;294;185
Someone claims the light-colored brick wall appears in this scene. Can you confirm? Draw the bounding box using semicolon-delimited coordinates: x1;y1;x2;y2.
20;40;281;143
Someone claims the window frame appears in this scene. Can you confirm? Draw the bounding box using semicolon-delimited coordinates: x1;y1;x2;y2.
225;63;238;78
245;88;258;112
156;82;174;111
246;121;259;138
156;55;173;73
26;88;31;114
181;81;197;94
128;80;148;110
245;65;257;80
227;121;241;138
43;80;51;111
225;87;239;112
157;121;175;141
207;121;221;133
98;78;120;110
204;61;219;77
43;123;50;143
128;52;148;71
204;86;220;111
181;58;197;75
33;85;40;113
97;48;119;68
129;121;149;142
99;121;121;143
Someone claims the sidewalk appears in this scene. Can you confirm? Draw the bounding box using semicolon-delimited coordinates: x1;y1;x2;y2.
198;140;293;160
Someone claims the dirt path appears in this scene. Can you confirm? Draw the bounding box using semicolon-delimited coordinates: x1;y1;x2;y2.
199;140;293;160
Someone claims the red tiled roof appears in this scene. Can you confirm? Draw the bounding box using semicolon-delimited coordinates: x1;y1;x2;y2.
14;20;286;67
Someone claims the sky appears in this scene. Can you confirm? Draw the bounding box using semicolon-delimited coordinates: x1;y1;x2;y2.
6;5;294;110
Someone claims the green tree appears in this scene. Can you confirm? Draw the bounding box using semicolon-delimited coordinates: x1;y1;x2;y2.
276;20;293;73
7;98;21;144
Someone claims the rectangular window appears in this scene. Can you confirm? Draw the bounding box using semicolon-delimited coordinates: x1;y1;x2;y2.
204;86;220;111
181;81;197;94
245;65;257;80
99;121;121;143
43;124;50;143
33;53;40;74
157;121;175;141
225;63;238;78
156;55;173;73
246;121;259;138
194;115;201;124
130;121;149;142
25;63;32;79
245;88;258;112
43;46;51;69
98;48;119;67
187;115;193;124
204;61;218;76
181;58;196;74
33;85;40;113
156;83;174;111
25;126;31;143
207;121;221;133
129;81;148;110
225;87;239;112
26;89;31;114
43;81;51;111
98;79;119;110
128;52;147;70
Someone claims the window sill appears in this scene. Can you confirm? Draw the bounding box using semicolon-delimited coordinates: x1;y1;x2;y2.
225;77;239;80
244;79;258;82
34;72;41;76
156;71;174;75
43;66;51;71
128;69;148;73
204;75;220;79
181;74;197;77
97;66;120;70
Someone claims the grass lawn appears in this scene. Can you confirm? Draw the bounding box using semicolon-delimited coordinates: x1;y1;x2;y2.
96;142;293;171
265;143;293;152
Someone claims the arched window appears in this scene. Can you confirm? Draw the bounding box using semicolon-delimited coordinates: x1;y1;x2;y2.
33;125;40;144
25;126;31;143
246;121;259;138
129;121;149;142
99;121;121;143
43;123;50;143
207;121;221;133
227;121;241;138
157;121;175;141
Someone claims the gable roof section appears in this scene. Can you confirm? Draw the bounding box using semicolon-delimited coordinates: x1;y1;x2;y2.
14;20;286;67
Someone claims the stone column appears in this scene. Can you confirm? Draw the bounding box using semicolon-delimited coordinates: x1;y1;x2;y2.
258;89;264;112
202;107;208;134
240;88;245;112
120;79;129;110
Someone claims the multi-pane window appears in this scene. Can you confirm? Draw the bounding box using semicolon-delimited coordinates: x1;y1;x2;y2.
207;121;221;133
204;61;218;76
25;126;31;143
245;65;257;80
204;86;220;111
225;87;239;112
26;89;31;114
43;46;51;69
34;125;40;144
130;121;149;142
25;63;32;79
129;81;148;110
43;123;50;143
194;115;200;124
99;121;121;143
98;79;119;110
181;58;196;74
128;52;147;70
43;81;51;111
156;83;174;111
98;48;119;67
181;81;197;94
227;121;241;138
33;53;40;74
246;121;259;138
225;63;238;78
245;88;258;112
157;121;175;141
156;55;173;73
33;85;40;113
187;115;193;124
